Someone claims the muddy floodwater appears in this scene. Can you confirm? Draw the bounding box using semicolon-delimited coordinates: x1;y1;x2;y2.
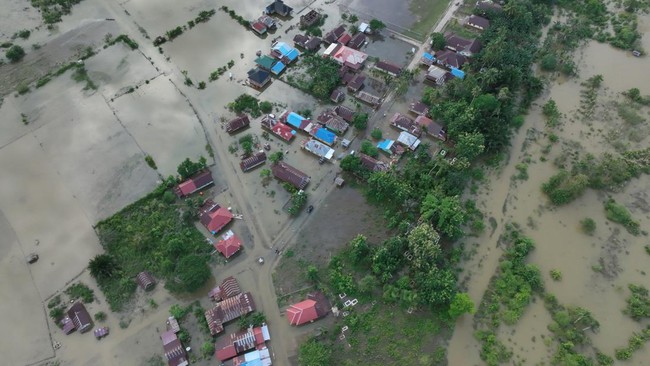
448;13;650;366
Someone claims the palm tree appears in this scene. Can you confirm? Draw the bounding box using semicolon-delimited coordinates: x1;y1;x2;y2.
88;254;117;280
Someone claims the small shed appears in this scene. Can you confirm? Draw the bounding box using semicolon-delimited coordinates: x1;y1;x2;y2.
335;177;345;187
136;271;156;291
94;327;109;339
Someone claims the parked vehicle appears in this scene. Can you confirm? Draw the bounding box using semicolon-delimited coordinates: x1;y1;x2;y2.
26;253;39;264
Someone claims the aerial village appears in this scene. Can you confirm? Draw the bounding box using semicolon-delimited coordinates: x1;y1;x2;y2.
6;0;511;365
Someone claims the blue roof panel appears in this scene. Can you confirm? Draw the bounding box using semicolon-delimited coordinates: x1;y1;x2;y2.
286;112;306;128
271;61;286;75
377;139;394;151
422;52;434;60
451;67;465;79
286;48;300;61
314;128;336;144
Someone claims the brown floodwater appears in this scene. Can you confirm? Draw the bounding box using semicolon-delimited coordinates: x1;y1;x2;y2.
448;13;650;366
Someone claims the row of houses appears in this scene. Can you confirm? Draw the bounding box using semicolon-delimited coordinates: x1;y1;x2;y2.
247;41;302;89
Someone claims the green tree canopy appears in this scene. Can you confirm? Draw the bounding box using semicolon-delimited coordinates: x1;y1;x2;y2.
348;234;370;265
5;45;25;63
298;339;332;366
177;157;207;179
420;192;467;239
455;131;486;161
88;254;118;281
369;19;386;31
430;32;446;51
173;255;210;292
448;292;475;319
407;223;441;271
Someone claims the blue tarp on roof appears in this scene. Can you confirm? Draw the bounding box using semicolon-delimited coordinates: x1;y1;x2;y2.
271;61;286;75
286;112;306;129
273;42;300;62
377;139;394;152
286;48;299;62
314;128;336;145
451;67;465;79
422;52;434;61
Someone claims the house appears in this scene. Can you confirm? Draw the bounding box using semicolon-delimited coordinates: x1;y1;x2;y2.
300;9;320;28
409;101;430;116
199;200;233;234
209;276;242;302
377;139;395;154
161;330;188;366
303;37;322;51
216;324;271;362
226;114;251;134
323;43;368;70
265;0;293;16
373;60;402;77
358;22;371;34
323;115;349;134
324;25;346;44
271;42;300;64
271;161;310;190
240;151;267;172
136;271;155;291
397;131;421;151
358;153;390;172
415;115;447;141
347;73;366;93
227;347;273;366
337;32;352;46
445;34;482;57
167;316;180;333
215;230;242;259
271;61;286;75
334;105;355;122
293;34;309;48
281;111;313;132
301;139;335;161
259;15;277;29
250;21;267;35
330;88;345;103
174;170;214;198
310;125;337;146
420;52;435;66
247;68;272;89
316;109;336;125
339;65;355;85
390;112;422;137
261;114;296;142
286;292;330;326
426;64;453;85
205;292;256;335
255;55;277;71
467;15;490;31
435;50;467;69
348;33;366;49
355;90;383;108
62;302;92;334
476;0;503;14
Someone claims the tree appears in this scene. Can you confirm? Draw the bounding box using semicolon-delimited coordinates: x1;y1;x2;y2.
340;155;361;172
360;140;378;158
369;19;386;31
260;168;271;181
88;254;118;281
370;128;383;140
259;101;273;113
448;292;475;319
298;339;332;366
430;32;446;51
5;45;25;63
406;223;441;271
174;255;210;292
94;311;107;322
306;265;319;282
239;311;267;329
349;234;370;265
359;274;378;294
269;151;284;164
455;132;485;161
177;157;207;179
352;112;368;129
420;193;466;239
201;341;215;358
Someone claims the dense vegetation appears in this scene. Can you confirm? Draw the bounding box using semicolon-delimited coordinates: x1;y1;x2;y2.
228;94;272;118
5;45;25;63
31;0;84;24
287;53;341;100
91;178;212;311
624;284;650;320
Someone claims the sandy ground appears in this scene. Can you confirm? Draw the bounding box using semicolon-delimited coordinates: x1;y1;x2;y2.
447;13;650;366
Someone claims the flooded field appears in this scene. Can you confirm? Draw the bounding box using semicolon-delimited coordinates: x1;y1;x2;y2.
448;13;650;365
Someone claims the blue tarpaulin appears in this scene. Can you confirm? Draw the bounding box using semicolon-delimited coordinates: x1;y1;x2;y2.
377;139;394;152
273;42;300;62
314;128;336;145
451;67;465;79
422;52;434;61
286;112;306;129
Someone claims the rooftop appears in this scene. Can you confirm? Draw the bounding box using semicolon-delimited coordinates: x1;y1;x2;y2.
215;230;242;259
302;139;335;160
271;161;310;190
205;292;256;335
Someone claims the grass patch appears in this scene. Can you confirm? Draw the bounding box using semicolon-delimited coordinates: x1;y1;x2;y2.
604;199;640;235
409;0;449;40
617;103;645;125
91;181;213;311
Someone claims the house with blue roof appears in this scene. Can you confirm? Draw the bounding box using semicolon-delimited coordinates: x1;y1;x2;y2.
284;112;311;131
451;67;465;79
420;52;435;66
271;42;300;64
271;61;286;75
312;127;337;146
377;139;394;154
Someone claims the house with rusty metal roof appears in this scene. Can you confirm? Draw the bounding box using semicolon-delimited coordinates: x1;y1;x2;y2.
271;161;310;190
205;292;256;335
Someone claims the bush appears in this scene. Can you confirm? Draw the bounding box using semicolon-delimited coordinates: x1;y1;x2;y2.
580;218;596;235
360;140;378;158
16;30;31;39
624;284;649;320
352;112;368;130
5;45;25;62
542;170;588;205
604;199;640;235
201;341;215;358
370;128;382;140
550;269;562;281
65;283;95;303
259;101;273;114
145;155;157;169
49;306;65;321
94;311;107;322
47;295;62;309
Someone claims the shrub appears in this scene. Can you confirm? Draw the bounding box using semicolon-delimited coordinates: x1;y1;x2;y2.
94;311;107;322
370;128;382;140
624;284;650;320
360;140;378;158
145;155;157;169
580;218;596;235
550;269;562;281
201;341;215;358
16;30;31;39
49;306;65;321
259;101;273;114
65;283;95;303
5;45;25;62
352;112;368;130
604;199;640;235
47;295;62;309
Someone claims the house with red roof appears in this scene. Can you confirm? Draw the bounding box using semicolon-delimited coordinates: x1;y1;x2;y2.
337;32;352;46
174;170;214;198
286;292;329;326
324;43;368;71
199;200;233;235
215;230;242;259
261;114;296;142
215;324;271;362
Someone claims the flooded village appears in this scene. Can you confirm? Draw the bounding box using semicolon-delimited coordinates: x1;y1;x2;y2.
0;0;649;365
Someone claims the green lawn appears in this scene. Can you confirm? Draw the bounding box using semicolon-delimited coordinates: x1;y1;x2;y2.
409;0;452;39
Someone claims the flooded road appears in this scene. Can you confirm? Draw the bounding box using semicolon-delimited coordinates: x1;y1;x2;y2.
448;13;650;365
